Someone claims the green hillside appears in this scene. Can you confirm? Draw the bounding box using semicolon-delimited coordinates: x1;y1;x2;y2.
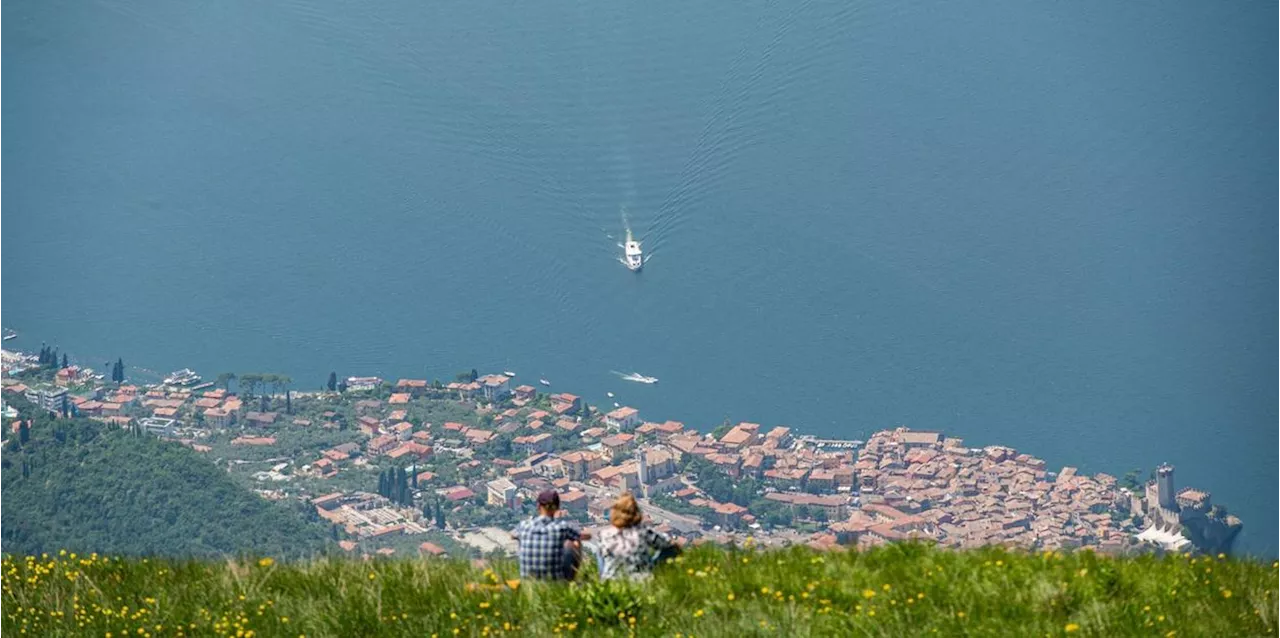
3;543;1274;637
1;401;329;559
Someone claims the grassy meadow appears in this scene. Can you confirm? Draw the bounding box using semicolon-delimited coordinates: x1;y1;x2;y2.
3;543;1276;637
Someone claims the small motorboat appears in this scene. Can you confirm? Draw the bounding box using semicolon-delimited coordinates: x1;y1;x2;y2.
622;229;643;272
539;378;552;387
606;391;614;398
503;371;516;377
620;372;659;385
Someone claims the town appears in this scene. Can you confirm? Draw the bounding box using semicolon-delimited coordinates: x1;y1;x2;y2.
1;348;1242;558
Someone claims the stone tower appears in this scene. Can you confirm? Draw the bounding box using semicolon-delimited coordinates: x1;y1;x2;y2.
1156;463;1176;510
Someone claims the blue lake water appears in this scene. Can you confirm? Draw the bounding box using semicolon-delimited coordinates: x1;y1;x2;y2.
3;0;1275;554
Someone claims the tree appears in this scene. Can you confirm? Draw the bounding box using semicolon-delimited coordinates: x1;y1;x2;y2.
337;380;348;393
216;373;236;392
60;353;68;369
18;421;30;445
112;358;125;384
285;391;292;415
238;374;255;397
470;369;479;382
434;497;446;529
1120;468;1144;492
711;419;733;441
327;372;337;392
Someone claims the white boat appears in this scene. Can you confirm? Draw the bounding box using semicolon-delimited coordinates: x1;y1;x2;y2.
606;391;614;398
2;329;15;341
163;368;202;386
620;372;659;385
623;229;643;272
503;371;516;377
539;378;552;387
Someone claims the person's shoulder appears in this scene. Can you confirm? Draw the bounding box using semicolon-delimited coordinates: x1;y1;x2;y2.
642;525;670;541
551;517;580;530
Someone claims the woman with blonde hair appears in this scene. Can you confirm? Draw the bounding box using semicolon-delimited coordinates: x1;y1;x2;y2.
593;492;681;580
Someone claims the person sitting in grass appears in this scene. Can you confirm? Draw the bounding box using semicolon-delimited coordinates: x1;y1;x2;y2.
593;492;681;581
511;490;591;581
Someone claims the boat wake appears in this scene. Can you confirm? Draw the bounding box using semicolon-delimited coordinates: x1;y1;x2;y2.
611;370;659;384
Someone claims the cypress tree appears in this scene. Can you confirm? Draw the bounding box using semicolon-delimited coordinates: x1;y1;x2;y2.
18;420;29;444
327;372;337;392
61;353;68;369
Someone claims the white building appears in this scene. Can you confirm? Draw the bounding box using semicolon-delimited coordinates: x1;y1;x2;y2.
487;478;518;509
345;377;383;391
604;406;641;431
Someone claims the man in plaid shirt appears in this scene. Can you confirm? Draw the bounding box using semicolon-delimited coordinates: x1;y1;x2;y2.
512;490;592;580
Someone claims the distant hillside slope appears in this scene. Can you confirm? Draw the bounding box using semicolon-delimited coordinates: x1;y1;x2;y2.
1;398;328;558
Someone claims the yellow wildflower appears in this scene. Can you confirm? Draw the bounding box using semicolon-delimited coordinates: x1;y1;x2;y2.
258;558;274;568
1065;623;1080;632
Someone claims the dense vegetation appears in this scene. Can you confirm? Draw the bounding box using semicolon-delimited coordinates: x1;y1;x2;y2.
1;397;329;559
3;542;1274;637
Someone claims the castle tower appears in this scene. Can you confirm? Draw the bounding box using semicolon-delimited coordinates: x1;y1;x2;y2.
1156;463;1176;510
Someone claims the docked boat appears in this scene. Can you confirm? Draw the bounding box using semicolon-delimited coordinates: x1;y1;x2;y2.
623;229;643;272
163;368;202;386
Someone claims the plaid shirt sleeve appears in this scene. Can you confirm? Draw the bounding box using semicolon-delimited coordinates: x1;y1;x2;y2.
556;520;582;543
